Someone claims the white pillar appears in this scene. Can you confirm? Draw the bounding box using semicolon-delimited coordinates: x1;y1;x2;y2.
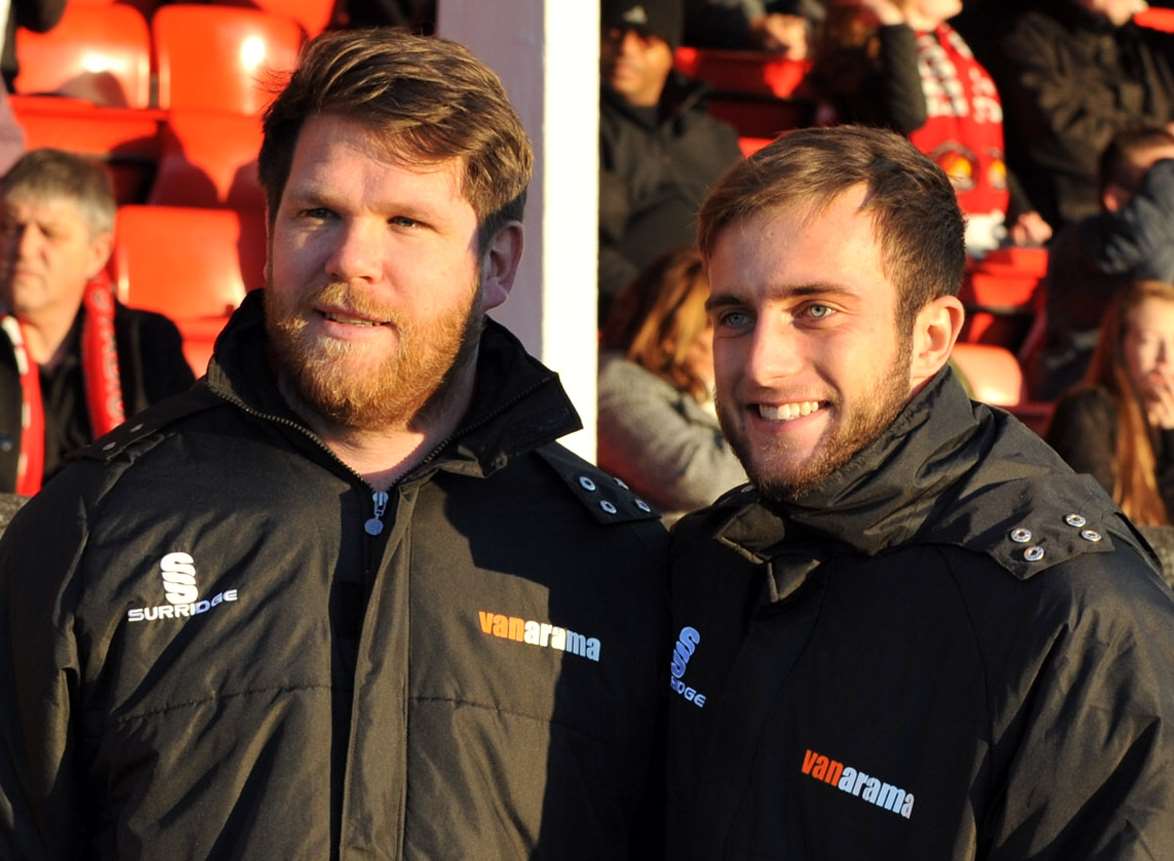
438;0;599;460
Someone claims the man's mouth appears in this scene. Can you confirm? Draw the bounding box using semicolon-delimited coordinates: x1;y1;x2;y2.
317;308;387;327
756;401;823;422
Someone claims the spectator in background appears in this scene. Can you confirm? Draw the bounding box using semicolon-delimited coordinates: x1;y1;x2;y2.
683;0;824;55
815;0;1051;254
598;248;745;518
998;0;1173;229
600;0;742;324
1030;125;1174;399
0;149;193;495
1048;280;1174;531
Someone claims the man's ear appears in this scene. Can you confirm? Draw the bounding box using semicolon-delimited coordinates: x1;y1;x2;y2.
87;231;114;281
479;221;524;312
908;294;965;390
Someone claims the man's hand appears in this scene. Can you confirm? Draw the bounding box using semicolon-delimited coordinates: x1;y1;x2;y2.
1144;369;1174;430
1009;211;1053;247
748;13;810;58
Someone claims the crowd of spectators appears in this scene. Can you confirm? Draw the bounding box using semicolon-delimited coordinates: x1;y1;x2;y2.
597;0;1174;532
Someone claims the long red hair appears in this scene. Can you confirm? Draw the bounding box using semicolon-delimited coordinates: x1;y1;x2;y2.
1083;280;1174;525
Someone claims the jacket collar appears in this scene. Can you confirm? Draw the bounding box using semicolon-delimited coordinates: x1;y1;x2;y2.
713;366;1120;579
205;290;582;478
601;71;712;130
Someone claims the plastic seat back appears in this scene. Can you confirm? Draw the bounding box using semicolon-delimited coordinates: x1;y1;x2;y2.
951;343;1026;407
14;4;151;108
149;111;265;211
152;6;303;114
223;0;333;37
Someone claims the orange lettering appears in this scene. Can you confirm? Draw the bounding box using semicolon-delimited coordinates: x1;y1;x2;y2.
801;749;818;775
478;611;494;634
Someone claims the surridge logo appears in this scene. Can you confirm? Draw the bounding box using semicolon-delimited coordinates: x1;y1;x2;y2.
669;625;706;707
477;610;601;662
801;748;914;819
127;552;238;623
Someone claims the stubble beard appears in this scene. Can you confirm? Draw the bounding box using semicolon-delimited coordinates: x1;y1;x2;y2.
719;335;913;503
265;276;483;434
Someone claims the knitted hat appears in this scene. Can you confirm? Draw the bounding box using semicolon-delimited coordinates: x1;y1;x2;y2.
601;0;684;50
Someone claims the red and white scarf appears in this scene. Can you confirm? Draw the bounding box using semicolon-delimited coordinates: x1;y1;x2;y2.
1;272;123;494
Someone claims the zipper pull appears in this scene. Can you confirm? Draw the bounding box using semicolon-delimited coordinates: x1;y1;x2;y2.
364;490;389;536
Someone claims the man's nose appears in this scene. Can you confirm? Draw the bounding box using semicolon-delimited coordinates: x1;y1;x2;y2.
324;218;382;283
741;319;804;386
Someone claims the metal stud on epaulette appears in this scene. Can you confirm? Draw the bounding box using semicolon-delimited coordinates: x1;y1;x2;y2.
1065;513;1087;528
578;475;597;492
1080;529;1102;543
1023;545;1046;562
1009;527;1032;543
635;499;651;512
600;500;618;515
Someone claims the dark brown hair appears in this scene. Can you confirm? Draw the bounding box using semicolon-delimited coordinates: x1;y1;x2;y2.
697;125;965;330
259;28;533;250
601;248;712;403
1098;125;1174;199
1083;280;1174;525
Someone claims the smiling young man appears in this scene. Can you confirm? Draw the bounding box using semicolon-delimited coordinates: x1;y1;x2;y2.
0;30;668;859
665;125;1174;859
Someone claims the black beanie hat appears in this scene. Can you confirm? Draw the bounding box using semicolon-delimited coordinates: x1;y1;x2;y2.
601;0;685;50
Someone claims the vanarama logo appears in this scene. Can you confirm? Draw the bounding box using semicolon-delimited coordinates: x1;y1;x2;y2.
127;552;238;623
477;611;601;662
801;748;914;819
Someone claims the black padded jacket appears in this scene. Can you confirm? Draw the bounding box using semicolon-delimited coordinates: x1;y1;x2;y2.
0;290;670;859
666;368;1174;859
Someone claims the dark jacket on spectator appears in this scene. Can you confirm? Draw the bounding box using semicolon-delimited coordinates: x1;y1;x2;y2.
667;368;1174;858
1047;384;1174;518
2;0;66;90
0;303;194;491
997;0;1174;227
1030;158;1174;400
599;74;741;322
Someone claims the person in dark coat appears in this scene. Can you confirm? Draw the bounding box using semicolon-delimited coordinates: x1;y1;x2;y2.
996;0;1174;228
600;0;742;323
0;149;194;494
666;124;1174;859
1030;125;1174;399
0;29;669;859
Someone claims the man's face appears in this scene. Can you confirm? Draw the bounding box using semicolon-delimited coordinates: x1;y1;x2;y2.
707;187;914;499
601;26;674;108
0;193;109;320
266;113;485;432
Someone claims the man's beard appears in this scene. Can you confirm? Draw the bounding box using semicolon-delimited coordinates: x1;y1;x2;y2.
264;277;483;433
719;335;912;503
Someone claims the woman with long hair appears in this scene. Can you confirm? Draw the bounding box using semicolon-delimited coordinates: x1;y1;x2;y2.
597;247;745;518
1047;280;1174;525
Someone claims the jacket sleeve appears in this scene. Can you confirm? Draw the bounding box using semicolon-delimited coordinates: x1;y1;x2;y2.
1094;159;1174;280
982;554;1174;859
874;24;928;135
0;483;88;859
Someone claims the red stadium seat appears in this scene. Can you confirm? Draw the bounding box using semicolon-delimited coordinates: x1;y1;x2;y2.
14;4;151;108
674;48;810;99
951;343;1026;407
958;247;1049;350
738;136;771;157
149;111;265;211
113;205;267;373
223;0;333;37
11;97;164;203
152;6;303;114
1135;7;1174;32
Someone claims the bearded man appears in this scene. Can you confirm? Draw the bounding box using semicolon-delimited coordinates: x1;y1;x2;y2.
0;29;668;859
665;125;1174;859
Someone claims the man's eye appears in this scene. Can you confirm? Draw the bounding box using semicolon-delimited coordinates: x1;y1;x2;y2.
717;310;752;331
389;215;419;229
300;208;334;220
802;303;836;320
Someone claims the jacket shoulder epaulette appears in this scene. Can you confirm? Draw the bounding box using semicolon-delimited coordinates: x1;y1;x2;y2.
75;384;224;463
930;472;1155;579
535;443;662;525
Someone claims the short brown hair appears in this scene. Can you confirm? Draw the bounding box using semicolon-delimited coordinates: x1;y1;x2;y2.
259;28;533;250
601;247;711;402
1098;125;1174;198
0;149;115;236
697;125;964;329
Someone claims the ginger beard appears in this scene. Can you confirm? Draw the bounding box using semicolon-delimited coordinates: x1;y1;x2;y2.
718;329;912;501
265;275;483;433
